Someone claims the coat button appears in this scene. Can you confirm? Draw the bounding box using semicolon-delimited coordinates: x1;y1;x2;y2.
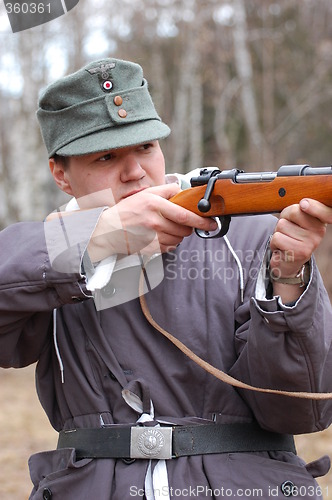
101;285;115;297
43;488;52;500
122;458;136;465
280;480;295;496
113;95;123;106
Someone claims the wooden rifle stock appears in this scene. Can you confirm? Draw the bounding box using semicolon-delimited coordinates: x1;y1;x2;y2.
170;165;332;236
139;164;332;399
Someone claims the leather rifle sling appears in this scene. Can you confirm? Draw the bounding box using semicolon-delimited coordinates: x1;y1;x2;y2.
139;270;332;400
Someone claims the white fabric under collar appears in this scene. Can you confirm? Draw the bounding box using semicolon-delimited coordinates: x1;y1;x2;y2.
65;171;246;303
65;197;144;292
64;174;188;293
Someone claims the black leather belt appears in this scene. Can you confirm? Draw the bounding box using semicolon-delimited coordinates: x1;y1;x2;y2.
57;422;296;460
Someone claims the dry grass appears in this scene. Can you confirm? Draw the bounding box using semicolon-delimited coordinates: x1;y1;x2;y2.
0;365;331;499
0;365;57;499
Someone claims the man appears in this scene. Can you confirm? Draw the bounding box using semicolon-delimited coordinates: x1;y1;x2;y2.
0;57;331;499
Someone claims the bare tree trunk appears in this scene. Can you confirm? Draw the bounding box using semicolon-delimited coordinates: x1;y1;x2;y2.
62;3;87;70
232;0;265;166
170;6;203;173
14;32;50;220
261;4;275;168
188;44;203;171
0;98;20;226
214;78;240;168
169;38;190;172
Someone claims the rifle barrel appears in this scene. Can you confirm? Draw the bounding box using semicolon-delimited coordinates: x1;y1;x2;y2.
230;165;332;184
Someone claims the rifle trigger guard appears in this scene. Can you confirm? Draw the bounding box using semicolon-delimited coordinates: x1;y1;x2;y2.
195;216;231;239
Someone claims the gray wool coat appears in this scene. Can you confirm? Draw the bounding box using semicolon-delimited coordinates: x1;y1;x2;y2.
0;209;331;499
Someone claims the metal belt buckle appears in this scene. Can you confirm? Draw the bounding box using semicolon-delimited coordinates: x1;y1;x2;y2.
130;426;173;460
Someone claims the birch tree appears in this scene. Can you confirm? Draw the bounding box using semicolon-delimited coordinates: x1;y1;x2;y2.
231;0;265;166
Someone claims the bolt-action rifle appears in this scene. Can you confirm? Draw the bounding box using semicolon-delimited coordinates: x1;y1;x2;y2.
170;164;332;238
140;164;332;400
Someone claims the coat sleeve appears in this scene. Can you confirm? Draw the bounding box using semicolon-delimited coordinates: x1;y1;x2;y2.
0;208;103;368
229;248;332;435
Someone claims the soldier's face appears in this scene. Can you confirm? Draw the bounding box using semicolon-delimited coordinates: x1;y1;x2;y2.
49;141;166;207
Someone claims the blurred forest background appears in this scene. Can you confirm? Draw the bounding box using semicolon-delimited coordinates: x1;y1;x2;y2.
1;0;332;291
0;0;332;497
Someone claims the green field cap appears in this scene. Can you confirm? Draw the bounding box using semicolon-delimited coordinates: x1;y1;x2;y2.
37;58;170;157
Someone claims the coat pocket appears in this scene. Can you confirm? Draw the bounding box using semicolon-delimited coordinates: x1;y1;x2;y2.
28;448;114;499
223;453;329;499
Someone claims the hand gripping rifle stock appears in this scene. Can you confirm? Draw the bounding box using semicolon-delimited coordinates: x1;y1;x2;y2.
170;164;332;237
140;164;332;400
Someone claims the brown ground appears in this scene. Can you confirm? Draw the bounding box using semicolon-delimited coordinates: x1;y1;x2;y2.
0;365;331;499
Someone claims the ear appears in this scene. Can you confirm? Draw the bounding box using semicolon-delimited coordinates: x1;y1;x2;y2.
49;158;74;196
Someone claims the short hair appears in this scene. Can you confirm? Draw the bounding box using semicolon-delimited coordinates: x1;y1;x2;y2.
52;153;70;169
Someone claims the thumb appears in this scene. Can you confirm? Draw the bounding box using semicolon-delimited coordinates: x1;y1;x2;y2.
300;198;332;224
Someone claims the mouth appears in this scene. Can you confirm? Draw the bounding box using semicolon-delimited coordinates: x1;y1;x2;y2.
121;187;147;199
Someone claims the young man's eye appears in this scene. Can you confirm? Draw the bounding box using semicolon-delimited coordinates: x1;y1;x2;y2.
138;143;153;151
98;153;113;161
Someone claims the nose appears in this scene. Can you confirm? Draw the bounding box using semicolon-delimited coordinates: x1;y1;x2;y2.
120;154;146;182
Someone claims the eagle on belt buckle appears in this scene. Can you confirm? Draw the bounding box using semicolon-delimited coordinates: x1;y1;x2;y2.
130;427;173;459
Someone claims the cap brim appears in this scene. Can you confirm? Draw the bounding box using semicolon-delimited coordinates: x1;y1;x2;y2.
55;120;171;157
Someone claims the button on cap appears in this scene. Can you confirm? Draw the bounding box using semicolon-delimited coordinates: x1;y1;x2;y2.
114;95;123;106
118;109;127;118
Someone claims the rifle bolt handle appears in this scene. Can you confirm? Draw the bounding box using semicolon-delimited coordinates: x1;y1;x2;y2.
198;198;211;213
